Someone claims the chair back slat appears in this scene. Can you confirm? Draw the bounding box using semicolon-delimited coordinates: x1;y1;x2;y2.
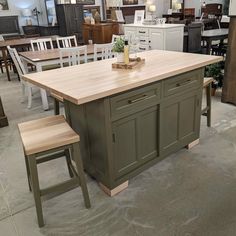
94;43;113;61
56;36;78;48
7;46;26;77
59;46;87;68
31;38;54;51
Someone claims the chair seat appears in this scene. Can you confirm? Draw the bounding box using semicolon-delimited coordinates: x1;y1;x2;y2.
204;77;214;88
18;115;79;156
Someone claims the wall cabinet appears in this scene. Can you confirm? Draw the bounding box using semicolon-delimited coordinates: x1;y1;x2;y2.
229;0;236;16
64;68;204;189
124;24;184;52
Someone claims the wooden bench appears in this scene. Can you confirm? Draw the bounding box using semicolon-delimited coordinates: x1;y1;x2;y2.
18;115;91;227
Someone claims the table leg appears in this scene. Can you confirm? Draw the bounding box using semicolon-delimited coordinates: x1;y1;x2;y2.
36;64;49;111
206;39;212;55
2;48;10;81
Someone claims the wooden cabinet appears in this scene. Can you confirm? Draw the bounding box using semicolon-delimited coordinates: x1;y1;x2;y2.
64;68;204;189
229;0;236;16
83;23;120;44
124;24;185;52
55;4;83;41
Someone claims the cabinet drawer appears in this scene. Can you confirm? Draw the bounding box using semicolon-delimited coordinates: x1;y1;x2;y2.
110;83;161;117
139;36;149;45
138;45;150;51
163;71;202;97
137;28;149;36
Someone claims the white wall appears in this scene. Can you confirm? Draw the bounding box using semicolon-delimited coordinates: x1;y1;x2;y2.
185;0;225;17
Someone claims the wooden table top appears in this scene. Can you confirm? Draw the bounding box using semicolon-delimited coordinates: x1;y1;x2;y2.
202;29;229;38
19;45;95;62
22;50;222;105
0;35;58;48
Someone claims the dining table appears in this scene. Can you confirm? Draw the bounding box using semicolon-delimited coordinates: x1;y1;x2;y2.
19;44;96;110
0;35;58;81
201;28;229;54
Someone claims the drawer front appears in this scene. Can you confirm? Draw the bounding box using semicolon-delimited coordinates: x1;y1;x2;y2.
138;44;150;51
137;27;149;36
139;36;149;45
110;83;161;117
163;70;202;97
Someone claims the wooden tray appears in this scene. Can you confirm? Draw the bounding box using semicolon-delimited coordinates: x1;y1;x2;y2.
112;57;145;69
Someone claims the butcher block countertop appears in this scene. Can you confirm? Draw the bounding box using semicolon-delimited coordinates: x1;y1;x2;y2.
22;50;222;105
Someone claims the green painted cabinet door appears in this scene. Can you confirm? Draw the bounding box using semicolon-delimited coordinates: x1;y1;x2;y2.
160;91;201;157
112;106;159;179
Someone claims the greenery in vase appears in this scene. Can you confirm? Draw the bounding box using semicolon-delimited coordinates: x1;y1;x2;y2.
112;38;125;53
205;63;224;88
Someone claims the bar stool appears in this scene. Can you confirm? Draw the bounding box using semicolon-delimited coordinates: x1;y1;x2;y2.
202;77;214;127
18;115;91;227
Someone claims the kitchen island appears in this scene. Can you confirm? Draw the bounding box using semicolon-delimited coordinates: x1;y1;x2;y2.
22;50;222;196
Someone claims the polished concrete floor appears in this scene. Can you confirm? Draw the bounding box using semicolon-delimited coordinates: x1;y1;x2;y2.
1;72;236;236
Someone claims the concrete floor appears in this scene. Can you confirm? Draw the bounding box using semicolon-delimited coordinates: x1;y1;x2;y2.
1;72;236;236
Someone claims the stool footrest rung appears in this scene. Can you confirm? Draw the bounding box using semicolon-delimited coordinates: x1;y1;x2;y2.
36;151;66;164
40;178;80;196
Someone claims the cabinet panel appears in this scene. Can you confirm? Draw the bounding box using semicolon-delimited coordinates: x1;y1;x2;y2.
160;91;201;156
165;28;184;52
149;29;164;50
112;106;159;179
124;27;136;37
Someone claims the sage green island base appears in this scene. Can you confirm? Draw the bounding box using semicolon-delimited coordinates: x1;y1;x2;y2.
64;68;204;195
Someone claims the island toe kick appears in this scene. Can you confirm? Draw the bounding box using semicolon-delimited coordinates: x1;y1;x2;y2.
99;181;129;197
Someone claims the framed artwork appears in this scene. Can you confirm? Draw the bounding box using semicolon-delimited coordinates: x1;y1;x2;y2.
123;0;138;5
115;10;125;22
134;10;145;24
0;0;9;11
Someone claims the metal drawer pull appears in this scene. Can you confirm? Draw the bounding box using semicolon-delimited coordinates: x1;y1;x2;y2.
140;39;146;42
128;95;148;104
176;79;192;87
139;31;146;34
139;47;146;50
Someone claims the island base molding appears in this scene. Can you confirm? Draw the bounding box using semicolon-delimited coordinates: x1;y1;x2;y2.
99;181;129;197
186;139;200;149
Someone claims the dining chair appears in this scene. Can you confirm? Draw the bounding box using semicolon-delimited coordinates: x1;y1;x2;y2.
111;34;122;44
0;35;13;74
187;23;202;53
93;43;113;61
31;38;54;51
7;46;32;108
56;35;78;48
53;46;88;115
59;45;87;67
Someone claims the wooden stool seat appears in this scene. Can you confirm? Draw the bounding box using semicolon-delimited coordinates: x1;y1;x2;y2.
18;115;91;227
202;77;213;127
18;115;78;155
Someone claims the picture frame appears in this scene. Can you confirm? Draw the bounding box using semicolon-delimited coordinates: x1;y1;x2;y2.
0;0;9;11
115;10;125;22
134;10;145;24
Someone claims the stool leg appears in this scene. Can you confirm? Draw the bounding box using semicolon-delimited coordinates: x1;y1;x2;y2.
72;143;91;209
24;155;32;191
28;155;44;227
54;99;60;115
65;149;74;178
206;85;211;127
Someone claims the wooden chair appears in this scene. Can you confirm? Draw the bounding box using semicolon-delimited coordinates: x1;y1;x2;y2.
56;35;78;48
202;77;214;127
94;43;113;61
7;46;33;108
31;38;54;51
0;35;13;74
53;46;88;115
187;23;202;53
59;45;88;67
18;115;91;227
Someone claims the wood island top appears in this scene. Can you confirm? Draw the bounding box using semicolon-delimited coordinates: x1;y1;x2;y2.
22;50;222;105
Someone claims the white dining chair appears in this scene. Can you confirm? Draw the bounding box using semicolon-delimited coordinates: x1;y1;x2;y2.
7;46;32;108
93;43;113;61
31;38;54;51
111;34;122;44
59;45;87;67
56;35;78;48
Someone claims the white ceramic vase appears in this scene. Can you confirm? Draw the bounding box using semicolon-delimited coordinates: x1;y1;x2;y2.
117;53;124;63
